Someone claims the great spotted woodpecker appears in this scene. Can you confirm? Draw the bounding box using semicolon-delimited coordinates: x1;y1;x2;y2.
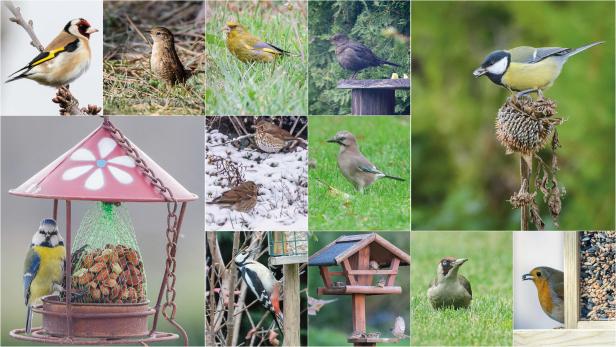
234;249;284;333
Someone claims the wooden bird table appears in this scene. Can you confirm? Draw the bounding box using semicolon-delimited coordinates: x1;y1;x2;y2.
337;79;410;115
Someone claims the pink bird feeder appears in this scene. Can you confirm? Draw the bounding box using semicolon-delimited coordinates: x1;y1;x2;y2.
9;117;197;345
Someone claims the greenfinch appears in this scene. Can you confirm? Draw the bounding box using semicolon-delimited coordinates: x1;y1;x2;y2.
223;21;290;63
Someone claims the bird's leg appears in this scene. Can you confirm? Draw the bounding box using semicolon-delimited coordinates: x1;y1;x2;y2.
515;88;537;100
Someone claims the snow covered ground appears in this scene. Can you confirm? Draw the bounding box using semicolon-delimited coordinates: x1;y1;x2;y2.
206;129;308;231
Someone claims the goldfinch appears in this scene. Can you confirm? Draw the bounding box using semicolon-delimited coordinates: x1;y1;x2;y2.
6;18;98;87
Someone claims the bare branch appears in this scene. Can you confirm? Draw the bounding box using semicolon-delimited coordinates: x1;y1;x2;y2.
4;1;44;51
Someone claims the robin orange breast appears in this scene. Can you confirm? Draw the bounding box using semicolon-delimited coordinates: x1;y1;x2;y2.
522;266;564;323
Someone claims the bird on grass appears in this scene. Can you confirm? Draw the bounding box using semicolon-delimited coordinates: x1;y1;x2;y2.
390;316;409;339
6;18;98;86
24;219;65;334
209;181;258;212
522;266;564;324
330;33;401;79
253;120;303;153
327;131;404;193
150;26;190;85
427;257;472;309
473;41;604;98
224;21;291;63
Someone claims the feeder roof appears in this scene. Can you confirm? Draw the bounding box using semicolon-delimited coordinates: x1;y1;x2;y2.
308;233;410;266
9;122;198;202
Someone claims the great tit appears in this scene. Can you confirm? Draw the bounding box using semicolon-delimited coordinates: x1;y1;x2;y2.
23;219;65;334
6;18;98;87
473;41;604;97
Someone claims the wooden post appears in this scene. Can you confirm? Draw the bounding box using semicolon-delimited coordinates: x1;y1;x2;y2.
283;263;300;347
564;231;579;329
337;79;410;115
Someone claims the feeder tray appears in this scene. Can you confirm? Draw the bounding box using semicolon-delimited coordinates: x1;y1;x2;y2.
268;231;308;265
9;119;197;345
347;337;399;345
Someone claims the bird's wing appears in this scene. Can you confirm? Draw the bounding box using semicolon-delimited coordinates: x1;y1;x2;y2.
550;270;564;301
9;38;79;77
509;46;569;64
248;40;289;55
354;155;382;175
458;275;472;297
342;42;378;66
23;248;41;305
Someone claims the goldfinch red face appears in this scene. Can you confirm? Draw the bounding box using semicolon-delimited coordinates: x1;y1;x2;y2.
65;18;98;40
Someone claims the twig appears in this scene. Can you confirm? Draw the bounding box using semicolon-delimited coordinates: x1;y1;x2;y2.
124;14;152;48
5;1;100;116
4;1;44;51
210;133;255;147
520;154;532;231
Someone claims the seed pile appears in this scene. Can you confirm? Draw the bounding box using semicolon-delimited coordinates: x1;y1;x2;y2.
580;231;615;320
72;244;146;304
495;96;562;155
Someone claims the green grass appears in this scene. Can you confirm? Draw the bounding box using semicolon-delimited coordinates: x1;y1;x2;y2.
308;116;410;230
411;232;513;346
104;60;205;115
205;1;307;115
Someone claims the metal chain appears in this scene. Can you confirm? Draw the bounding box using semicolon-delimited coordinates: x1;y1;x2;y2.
102;119;188;345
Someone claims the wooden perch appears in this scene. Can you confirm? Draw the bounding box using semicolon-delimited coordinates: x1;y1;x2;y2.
337;78;410;115
4;1;101;116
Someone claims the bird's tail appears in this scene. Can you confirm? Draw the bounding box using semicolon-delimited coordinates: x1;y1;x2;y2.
25;305;32;334
384;174;405;181
272;311;284;335
6;65;31;83
378;59;401;67
567;41;604;58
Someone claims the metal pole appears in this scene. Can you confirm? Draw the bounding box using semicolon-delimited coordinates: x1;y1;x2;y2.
53;199;58;220
65;200;73;339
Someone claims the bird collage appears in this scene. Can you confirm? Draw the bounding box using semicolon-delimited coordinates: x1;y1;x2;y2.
0;0;615;347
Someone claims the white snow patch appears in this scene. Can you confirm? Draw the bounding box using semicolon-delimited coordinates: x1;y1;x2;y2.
205;129;308;231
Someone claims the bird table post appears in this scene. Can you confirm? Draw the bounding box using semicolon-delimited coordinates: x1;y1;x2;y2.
337;79;410;115
283;263;301;346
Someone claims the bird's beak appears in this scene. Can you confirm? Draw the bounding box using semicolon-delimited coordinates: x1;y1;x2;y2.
454;258;468;267
327;137;339;144
473;67;487;77
86;27;99;34
222;26;230;34
522;273;534;281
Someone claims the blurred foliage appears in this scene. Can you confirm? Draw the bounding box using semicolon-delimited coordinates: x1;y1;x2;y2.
412;1;615;230
308;232;410;345
309;0;410;115
411;232;513;345
308;116;410;231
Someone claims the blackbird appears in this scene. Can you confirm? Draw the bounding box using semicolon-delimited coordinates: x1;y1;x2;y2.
330;33;401;79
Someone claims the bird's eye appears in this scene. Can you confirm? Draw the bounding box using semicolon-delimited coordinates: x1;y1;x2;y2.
536;272;542;277
156;32;161;36
39;230;45;234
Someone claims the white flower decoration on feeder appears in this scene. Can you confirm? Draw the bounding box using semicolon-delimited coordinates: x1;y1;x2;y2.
62;137;136;190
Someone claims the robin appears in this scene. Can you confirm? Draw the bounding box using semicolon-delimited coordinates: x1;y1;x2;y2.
330;33;401;79
327;131;404;193
522;266;564;323
209;181;258;212
427;257;472;309
253;121;303;153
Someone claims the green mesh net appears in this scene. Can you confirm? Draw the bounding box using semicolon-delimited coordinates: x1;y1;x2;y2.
70;202;147;304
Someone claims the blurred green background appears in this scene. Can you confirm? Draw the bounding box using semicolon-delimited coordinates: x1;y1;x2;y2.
1;117;204;346
412;1;615;230
308;116;410;231
309;0;410;115
411;231;512;346
308;232;410;346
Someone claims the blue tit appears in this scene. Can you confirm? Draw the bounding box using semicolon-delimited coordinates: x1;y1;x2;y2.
473;41;604;97
23;218;65;334
6;18;97;87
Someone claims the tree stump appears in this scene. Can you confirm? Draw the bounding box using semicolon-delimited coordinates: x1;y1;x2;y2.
337;79;410;115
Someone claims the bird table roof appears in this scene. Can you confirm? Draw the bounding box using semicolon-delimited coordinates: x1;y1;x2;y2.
308;233;410;266
9;121;198;202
